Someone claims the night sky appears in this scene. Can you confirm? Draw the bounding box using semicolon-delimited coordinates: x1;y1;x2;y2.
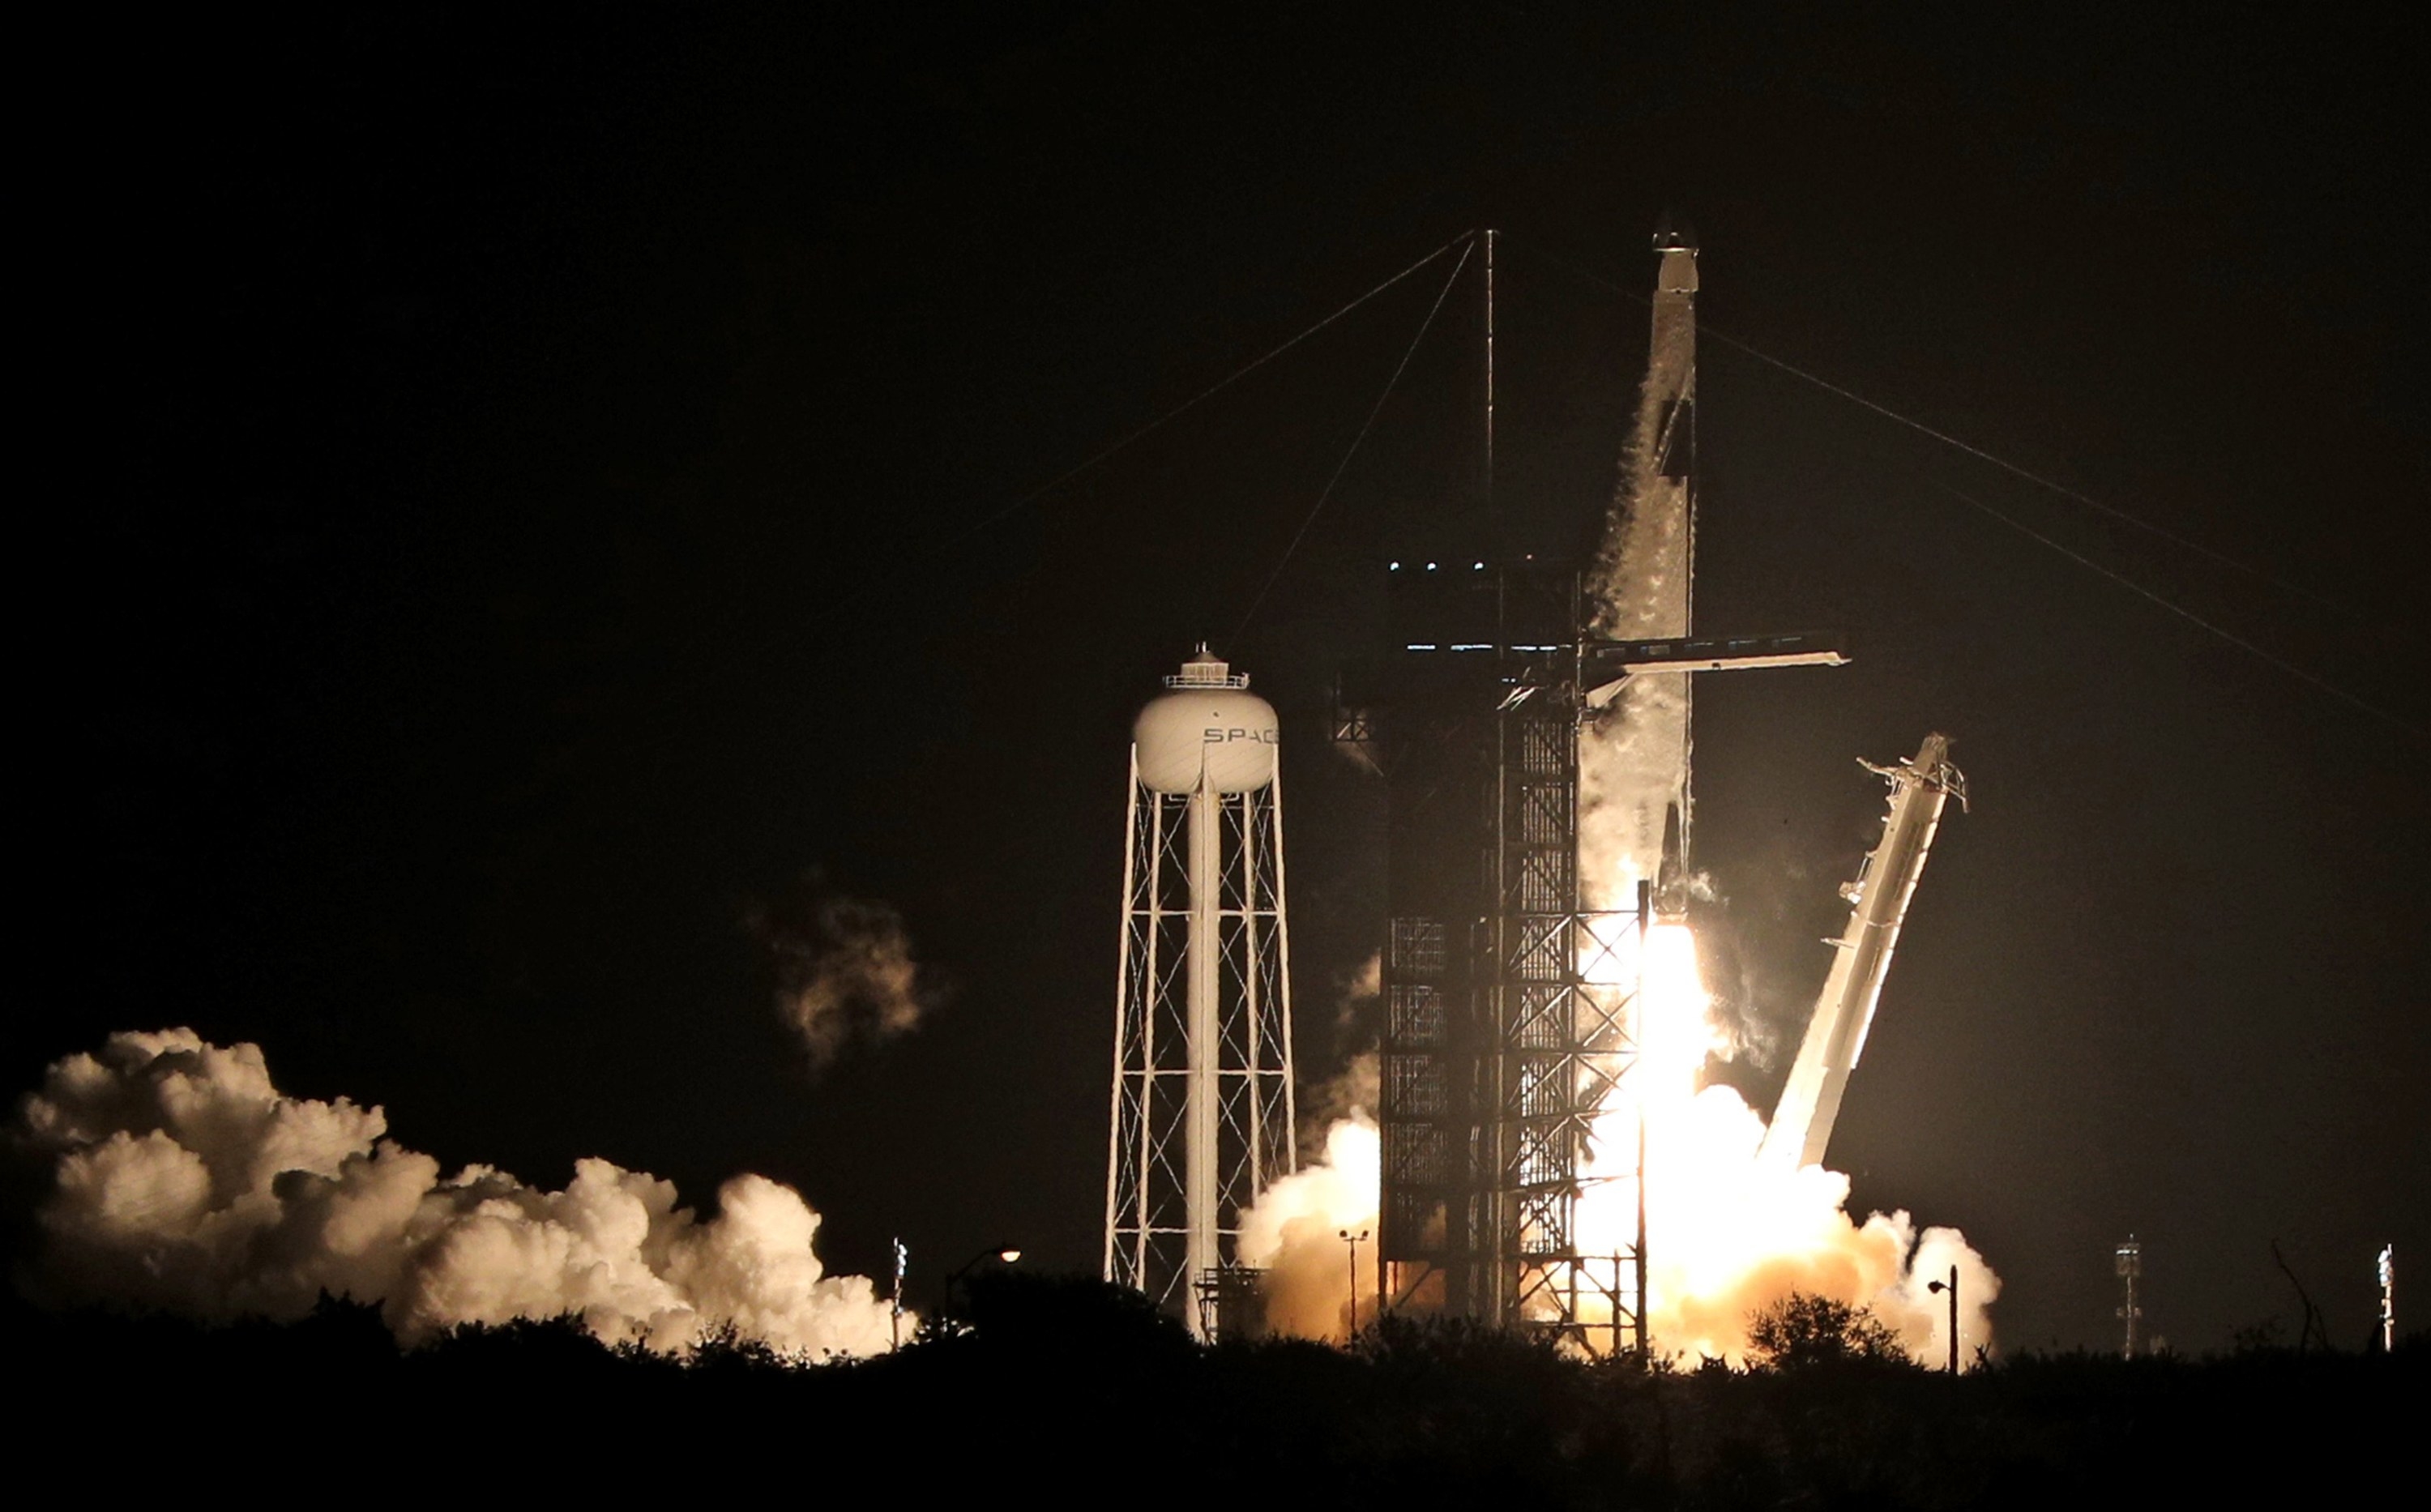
24;6;2425;1354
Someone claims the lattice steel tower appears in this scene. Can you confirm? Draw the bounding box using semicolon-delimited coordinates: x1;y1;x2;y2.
2115;1235;2143;1358
1344;562;1643;1352
1104;647;1296;1339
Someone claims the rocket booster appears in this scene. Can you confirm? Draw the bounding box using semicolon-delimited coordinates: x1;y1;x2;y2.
1654;801;1689;918
1584;222;1701;907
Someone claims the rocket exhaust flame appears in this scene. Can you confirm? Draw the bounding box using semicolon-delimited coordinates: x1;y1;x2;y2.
1567;916;1999;1365
15;1030;901;1359
1242;915;2000;1363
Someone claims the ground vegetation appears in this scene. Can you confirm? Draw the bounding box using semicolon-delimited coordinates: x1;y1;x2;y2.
13;1275;2406;1504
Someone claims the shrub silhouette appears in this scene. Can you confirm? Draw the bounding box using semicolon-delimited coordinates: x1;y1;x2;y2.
11;1276;2420;1503
1745;1291;1911;1369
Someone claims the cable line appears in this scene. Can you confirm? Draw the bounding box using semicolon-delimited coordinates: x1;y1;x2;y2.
1508;234;2353;617
814;233;1474;626
1936;483;2419;737
948;235;1472;543
1233;239;1476;639
1506;232;2405;733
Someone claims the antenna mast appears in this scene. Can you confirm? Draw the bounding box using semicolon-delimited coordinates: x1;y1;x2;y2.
1485;228;1497;537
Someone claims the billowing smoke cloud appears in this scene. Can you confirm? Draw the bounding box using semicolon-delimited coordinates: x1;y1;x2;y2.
1299;1049;1379;1156
1248;1089;1997;1364
15;1029;899;1357
750;882;934;1066
1237;1108;1378;1342
1575;1074;2000;1365
1239;955;1386;1339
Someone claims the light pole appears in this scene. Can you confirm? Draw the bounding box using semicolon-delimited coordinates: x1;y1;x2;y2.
1925;1264;1959;1373
1339;1228;1370;1336
2378;1244;2396;1353
946;1243;1023;1316
890;1237;908;1351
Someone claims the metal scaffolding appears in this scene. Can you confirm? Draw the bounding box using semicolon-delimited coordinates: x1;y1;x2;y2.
1347;562;1646;1353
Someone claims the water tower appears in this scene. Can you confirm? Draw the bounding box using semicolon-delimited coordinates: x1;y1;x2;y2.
1104;647;1296;1337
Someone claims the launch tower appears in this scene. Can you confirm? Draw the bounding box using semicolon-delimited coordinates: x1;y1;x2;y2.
1344;559;1643;1347
1349;226;1845;1352
1104;647;1296;1339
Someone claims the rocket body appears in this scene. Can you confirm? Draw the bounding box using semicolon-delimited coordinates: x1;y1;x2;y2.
1581;228;1700;908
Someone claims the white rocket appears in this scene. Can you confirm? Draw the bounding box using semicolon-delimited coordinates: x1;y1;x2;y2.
1760;733;1967;1169
1585;220;1703;912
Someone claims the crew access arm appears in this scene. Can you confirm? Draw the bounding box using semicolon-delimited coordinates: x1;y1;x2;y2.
1759;733;1967;1170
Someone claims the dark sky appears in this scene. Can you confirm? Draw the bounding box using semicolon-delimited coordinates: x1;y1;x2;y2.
24;5;2425;1353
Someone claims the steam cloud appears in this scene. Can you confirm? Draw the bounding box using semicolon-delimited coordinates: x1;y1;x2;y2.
1242;1082;1999;1363
15;1029;899;1357
1574;1075;2001;1365
1238;1074;1378;1342
751;884;933;1066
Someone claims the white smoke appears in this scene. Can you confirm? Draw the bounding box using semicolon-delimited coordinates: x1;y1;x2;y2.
1237;1107;1378;1342
1238;967;1386;1339
1578;273;1698;908
16;1029;900;1358
1577;1074;2000;1365
1578;673;1690;904
750;886;932;1066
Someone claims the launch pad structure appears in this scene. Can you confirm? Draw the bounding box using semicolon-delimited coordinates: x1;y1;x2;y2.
1103;224;1948;1353
1343;226;1846;1350
1344;560;1644;1348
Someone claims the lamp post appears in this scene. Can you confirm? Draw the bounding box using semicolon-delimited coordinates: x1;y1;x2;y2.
1339;1228;1370;1336
946;1243;1023;1315
890;1237;908;1351
1925;1264;1959;1373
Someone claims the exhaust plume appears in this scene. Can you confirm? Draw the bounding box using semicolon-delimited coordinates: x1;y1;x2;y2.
1244;935;2001;1364
1566;923;2001;1365
15;1029;899;1358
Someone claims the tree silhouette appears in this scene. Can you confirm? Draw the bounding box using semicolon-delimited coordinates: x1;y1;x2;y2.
1745;1291;1911;1369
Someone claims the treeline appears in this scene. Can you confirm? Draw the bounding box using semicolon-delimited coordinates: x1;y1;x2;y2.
15;1275;2411;1506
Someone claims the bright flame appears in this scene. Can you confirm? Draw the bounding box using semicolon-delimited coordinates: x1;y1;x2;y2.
1633;923;1719;1100
1568;917;1998;1366
1240;917;1998;1364
1240;881;1997;1365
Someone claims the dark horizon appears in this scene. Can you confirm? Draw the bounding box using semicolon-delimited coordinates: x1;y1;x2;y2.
19;6;2425;1356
